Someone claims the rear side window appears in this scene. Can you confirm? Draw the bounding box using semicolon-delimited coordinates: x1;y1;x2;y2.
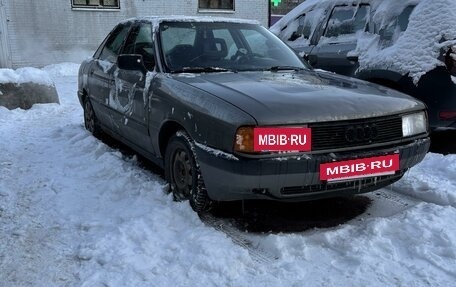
284;9;324;43
288;14;311;41
377;5;415;44
99;23;131;63
324;5;370;38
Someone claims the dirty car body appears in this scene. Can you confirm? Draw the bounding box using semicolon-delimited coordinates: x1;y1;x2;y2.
78;16;430;212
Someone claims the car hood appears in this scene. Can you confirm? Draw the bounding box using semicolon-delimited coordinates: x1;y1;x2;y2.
171;70;424;125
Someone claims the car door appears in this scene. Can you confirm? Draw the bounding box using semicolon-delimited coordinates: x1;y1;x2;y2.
113;22;156;151
88;22;132;131
309;4;371;76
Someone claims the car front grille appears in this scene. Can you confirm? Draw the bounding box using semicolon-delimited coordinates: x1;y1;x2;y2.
281;173;404;195
309;115;403;151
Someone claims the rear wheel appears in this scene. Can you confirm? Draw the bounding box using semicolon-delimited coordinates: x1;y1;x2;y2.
83;98;101;137
165;131;212;212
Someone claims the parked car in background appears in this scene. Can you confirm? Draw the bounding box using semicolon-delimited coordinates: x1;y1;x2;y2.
78;16;429;213
271;0;456;130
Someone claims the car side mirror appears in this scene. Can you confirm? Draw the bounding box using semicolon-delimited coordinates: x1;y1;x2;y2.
117;54;146;73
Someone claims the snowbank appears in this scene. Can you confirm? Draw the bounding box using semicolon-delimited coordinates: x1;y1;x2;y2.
0;66;62;109
42;63;81;78
0;67;54;86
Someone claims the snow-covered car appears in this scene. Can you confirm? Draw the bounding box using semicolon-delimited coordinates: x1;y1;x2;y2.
271;0;456;129
78;16;430;212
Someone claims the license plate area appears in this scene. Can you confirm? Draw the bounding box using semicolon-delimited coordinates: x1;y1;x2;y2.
320;154;400;182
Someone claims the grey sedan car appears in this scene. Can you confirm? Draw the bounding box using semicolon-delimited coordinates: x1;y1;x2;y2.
78;16;430;212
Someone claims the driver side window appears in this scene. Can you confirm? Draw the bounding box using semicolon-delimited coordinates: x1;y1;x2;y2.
122;23;155;71
99;23;131;63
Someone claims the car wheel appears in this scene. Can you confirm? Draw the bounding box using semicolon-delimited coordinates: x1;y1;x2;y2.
83;98;101;137
165;131;212;213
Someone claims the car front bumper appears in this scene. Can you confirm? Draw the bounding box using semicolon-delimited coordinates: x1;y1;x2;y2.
195;138;430;201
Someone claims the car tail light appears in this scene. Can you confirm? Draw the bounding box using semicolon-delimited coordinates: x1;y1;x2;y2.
234;126;255;153
439;111;456;121
445;46;456;74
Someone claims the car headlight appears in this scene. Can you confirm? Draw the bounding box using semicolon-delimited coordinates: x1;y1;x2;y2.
402;112;427;137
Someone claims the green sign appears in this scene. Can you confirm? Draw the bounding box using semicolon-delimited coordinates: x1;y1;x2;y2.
271;0;282;7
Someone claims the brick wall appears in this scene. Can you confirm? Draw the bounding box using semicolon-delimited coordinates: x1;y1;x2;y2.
3;0;268;68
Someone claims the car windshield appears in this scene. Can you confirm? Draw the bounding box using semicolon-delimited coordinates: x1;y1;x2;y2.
159;21;309;73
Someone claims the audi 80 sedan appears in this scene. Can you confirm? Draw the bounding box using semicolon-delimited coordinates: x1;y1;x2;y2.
78;16;430;212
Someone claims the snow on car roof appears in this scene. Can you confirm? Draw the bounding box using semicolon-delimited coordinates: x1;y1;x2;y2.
120;15;259;31
271;0;456;84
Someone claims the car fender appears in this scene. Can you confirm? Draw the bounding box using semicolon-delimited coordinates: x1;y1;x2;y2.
148;74;257;158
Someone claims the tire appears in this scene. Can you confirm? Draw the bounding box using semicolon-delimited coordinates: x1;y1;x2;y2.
165;131;212;213
83;98;102;137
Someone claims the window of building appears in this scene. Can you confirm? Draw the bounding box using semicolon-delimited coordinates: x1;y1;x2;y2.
72;0;120;9
198;0;234;11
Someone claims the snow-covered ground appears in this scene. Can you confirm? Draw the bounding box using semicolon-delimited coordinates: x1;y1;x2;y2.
0;63;455;286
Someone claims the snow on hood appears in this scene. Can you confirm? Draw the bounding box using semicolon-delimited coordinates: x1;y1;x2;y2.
271;0;456;84
0;67;54;86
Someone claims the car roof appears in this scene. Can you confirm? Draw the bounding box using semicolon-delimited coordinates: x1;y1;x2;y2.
119;16;259;31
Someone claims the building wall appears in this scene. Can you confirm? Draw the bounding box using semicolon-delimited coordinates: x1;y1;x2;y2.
271;0;305;15
2;0;268;68
0;0;11;68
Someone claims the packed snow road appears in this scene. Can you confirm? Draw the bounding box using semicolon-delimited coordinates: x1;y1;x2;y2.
0;63;455;287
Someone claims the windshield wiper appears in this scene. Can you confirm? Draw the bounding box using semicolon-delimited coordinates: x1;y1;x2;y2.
171;66;235;73
267;66;306;72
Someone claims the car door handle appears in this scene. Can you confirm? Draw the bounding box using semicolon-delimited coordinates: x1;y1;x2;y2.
347;55;359;62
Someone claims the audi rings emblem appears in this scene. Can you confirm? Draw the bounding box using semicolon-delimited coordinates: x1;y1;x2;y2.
345;124;378;143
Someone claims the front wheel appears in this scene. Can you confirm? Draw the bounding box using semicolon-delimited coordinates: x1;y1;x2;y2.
164;131;212;213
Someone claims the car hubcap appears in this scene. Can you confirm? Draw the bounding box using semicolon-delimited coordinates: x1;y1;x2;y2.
84;101;95;132
172;149;193;197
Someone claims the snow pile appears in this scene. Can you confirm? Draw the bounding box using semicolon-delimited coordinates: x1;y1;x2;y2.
0;66;455;286
0;67;54;86
0;66;59;109
395;153;456;207
42;63;81;78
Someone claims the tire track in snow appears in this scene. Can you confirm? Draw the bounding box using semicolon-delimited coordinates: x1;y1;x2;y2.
200;187;423;265
199;213;279;264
